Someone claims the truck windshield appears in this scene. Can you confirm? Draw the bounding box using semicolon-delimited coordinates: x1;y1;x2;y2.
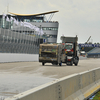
65;45;72;49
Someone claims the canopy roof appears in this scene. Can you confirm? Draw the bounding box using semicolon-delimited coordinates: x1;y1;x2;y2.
9;10;59;16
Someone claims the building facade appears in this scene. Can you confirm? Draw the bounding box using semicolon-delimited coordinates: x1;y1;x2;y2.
0;11;59;54
0;11;59;43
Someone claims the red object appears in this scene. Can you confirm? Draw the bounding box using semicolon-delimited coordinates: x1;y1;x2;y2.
71;48;73;52
65;48;73;52
68;59;71;61
62;43;65;45
65;49;67;51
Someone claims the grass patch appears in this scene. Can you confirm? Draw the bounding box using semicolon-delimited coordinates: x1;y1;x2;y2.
93;91;100;100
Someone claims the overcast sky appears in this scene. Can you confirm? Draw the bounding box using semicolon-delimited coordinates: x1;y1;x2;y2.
0;0;100;43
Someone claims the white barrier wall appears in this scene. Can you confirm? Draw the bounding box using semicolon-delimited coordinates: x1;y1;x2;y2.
79;70;97;99
5;67;100;100
0;53;39;63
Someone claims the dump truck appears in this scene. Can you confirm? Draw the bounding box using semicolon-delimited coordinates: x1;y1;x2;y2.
39;36;79;66
39;43;67;66
60;36;79;66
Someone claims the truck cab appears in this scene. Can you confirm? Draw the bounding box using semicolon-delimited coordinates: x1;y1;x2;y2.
61;36;79;66
65;43;73;56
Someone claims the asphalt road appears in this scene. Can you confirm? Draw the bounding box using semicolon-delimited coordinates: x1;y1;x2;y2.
0;58;100;99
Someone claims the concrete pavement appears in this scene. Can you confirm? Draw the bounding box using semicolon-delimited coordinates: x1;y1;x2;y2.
0;58;100;99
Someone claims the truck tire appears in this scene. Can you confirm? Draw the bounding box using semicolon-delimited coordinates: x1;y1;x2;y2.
74;56;79;66
75;63;78;66
59;62;62;66
42;62;45;66
77;56;79;61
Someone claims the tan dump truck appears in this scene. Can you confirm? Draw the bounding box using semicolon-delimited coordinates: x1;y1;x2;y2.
39;43;67;66
39;36;79;66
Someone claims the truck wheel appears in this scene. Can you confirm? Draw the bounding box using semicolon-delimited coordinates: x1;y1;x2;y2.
59;62;62;66
74;57;79;66
77;56;79;60
42;62;45;66
75;63;78;66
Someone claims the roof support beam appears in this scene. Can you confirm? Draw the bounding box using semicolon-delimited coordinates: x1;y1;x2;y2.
48;13;54;21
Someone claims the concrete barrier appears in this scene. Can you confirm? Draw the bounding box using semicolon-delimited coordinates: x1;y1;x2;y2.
5;79;60;100
58;74;84;100
5;67;100;100
79;70;97;99
0;53;39;63
94;68;100;94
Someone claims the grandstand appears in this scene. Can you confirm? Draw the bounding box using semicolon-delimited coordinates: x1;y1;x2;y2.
87;47;100;58
0;28;44;54
0;11;59;54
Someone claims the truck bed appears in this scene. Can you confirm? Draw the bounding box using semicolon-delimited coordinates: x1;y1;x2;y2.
61;36;78;43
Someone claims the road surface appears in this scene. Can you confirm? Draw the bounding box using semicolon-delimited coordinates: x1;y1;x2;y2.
0;58;100;99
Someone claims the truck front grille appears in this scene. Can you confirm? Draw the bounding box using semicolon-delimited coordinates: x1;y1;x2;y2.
41;52;56;58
